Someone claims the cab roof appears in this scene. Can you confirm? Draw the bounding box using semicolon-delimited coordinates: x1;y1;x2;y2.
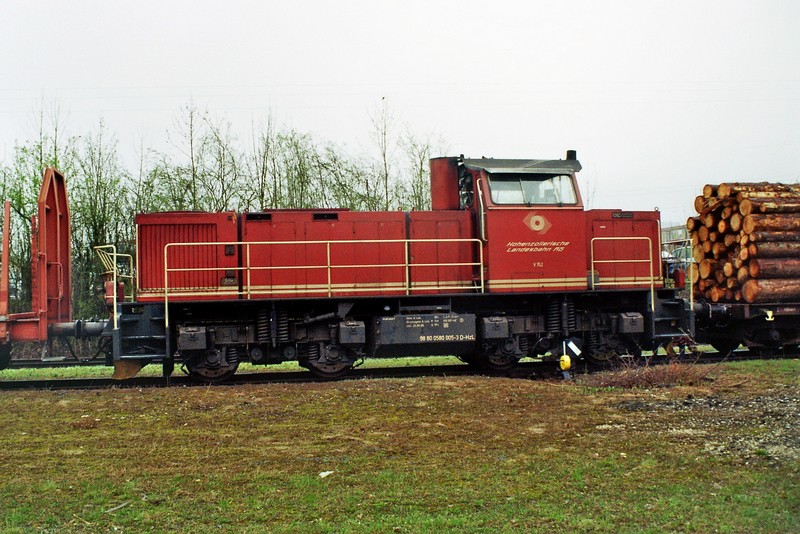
462;158;581;175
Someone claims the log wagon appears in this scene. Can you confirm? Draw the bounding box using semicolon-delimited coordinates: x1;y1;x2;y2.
688;182;800;353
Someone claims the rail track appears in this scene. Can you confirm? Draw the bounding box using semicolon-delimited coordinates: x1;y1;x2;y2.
1;347;797;391
7;357;107;369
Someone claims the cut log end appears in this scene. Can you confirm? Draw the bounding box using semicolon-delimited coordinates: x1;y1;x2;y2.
742;280;760;303
699;259;719;279
742;278;800;303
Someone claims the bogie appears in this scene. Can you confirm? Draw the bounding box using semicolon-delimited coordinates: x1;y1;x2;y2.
182;346;240;383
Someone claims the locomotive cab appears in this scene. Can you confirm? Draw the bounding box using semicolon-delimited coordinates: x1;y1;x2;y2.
460;155;588;293
430;152;685;364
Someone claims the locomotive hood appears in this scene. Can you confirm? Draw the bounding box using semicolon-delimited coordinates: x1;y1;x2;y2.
462;158;582;174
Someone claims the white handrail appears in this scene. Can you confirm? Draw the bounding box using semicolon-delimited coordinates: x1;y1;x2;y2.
590;236;656;312
94;245;135;330
162;238;485;328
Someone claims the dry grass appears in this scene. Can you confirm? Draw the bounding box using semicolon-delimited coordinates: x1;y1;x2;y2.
580;358;722;389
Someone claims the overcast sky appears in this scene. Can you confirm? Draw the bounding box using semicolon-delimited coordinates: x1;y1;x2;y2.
1;0;799;225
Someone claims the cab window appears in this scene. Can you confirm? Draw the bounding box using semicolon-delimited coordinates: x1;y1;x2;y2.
488;174;577;205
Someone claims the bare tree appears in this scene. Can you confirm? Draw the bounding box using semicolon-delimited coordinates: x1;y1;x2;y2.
71;120;130;317
162;101;208;211
3;105;76;312
400;132;434;210
201;115;242;211
246;115;277;210
370;99;397;211
130;135;164;214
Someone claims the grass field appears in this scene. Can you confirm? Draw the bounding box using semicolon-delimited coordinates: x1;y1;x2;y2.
0;355;465;381
1;359;798;532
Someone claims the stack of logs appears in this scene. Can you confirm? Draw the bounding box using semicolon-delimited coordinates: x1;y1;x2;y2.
688;182;800;303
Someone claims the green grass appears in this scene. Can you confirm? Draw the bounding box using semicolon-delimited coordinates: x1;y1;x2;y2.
0;360;797;531
722;358;800;385
0;355;466;381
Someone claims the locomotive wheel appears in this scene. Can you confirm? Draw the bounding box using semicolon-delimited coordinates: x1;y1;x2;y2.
303;358;353;379
184;347;239;383
587;338;641;365
483;354;518;371
186;359;239;383
587;349;617;365
480;350;519;371
300;342;357;379
473;339;520;371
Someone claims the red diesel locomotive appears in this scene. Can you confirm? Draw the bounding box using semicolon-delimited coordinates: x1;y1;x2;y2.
99;150;687;380
0;151;697;381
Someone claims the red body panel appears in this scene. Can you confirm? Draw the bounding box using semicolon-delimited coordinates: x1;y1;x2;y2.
408;210;476;294
134;209;480;302
240;210;477;298
136;212;239;302
475;172;588;293
240;211;407;298
586;210;663;289
481;208;663;294
483;206;588;292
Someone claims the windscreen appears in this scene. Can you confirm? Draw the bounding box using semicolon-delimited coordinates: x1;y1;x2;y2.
488;173;577;205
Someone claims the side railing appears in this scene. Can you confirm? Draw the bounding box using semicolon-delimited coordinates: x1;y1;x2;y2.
94;245;135;330
162;238;484;328
662;235;694;310
590;236;656;311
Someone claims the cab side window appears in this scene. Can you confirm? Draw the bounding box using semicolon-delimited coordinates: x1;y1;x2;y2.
488;174;577;205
